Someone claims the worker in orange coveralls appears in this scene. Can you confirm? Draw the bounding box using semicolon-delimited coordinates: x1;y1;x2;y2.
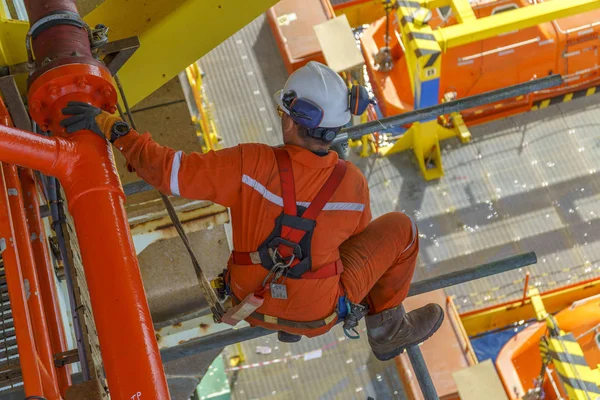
60;61;443;361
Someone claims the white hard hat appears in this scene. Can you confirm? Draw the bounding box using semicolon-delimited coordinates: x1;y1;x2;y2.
274;61;351;128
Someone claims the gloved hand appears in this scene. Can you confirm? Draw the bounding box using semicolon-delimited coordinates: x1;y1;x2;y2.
60;101;124;141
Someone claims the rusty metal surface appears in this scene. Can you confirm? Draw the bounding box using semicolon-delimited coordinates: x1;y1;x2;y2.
129;200;227;235
97;36;140;76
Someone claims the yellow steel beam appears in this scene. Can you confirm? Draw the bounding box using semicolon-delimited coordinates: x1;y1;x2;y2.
419;0;450;9
433;0;600;51
529;288;548;321
0;18;28;67
0;0;277;105
83;0;278;106
449;0;476;23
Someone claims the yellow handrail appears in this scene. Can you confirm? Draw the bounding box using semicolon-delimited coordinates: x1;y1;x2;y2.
185;62;221;153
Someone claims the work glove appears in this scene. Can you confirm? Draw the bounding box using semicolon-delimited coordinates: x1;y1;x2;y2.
60;101;125;142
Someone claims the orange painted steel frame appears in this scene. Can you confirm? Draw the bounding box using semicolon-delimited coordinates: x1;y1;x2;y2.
21;168;72;395
3;163;62;399
0;165;45;397
7;0;171;398
0;106;171;400
0;93;68;398
361;0;600;125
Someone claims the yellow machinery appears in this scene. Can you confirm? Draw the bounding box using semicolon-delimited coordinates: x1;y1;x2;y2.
528;288;600;399
359;0;600;180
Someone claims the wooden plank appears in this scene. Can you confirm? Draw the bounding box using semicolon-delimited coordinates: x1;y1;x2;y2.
314;14;365;73
453;359;509;400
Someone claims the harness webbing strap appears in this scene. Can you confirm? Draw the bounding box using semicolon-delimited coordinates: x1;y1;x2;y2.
272;148;347;262
273;148;297;219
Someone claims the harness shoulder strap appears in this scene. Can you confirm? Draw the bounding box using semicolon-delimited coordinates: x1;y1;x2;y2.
273;148;297;219
283;159;346;244
272;147;347;253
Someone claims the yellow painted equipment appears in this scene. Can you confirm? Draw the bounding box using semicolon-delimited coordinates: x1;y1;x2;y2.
460;276;600;337
361;0;600;180
0;0;278;107
529;289;600;399
185;62;221;153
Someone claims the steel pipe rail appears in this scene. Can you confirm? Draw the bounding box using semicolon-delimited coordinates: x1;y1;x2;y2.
332;75;563;145
406;343;440;400
160;251;537;362
407;252;537;297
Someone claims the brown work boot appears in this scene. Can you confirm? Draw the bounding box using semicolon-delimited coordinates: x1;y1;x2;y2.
366;303;444;361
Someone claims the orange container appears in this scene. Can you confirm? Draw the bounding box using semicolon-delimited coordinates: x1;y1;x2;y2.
361;0;600;125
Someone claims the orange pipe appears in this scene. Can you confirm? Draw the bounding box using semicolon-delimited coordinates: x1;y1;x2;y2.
21;168;72;395
0;165;44;397
0;123;169;398
57;133;171;400
521;272;530;306
3;163;62;399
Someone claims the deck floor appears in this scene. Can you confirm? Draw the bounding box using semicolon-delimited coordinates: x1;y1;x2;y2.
198;13;600;400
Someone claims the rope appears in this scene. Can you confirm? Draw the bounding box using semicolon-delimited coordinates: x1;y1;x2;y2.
113;73;224;322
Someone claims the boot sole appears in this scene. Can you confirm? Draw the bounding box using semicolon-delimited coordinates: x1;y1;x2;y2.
373;307;445;362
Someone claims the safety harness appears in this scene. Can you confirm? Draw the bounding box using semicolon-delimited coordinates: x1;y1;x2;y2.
231;147;346;281
220;147;369;335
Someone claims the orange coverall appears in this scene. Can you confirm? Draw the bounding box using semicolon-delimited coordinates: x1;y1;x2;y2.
116;131;419;337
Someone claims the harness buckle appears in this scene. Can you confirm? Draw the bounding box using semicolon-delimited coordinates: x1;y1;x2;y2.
268;237;303;262
262;254;295;288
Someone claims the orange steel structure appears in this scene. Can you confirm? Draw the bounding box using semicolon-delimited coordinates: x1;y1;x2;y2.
3;162;62;399
0;161;46;396
21;167;72;395
361;0;600;125
0;0;172;398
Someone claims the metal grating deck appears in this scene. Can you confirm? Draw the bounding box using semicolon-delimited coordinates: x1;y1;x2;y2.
199;12;600;399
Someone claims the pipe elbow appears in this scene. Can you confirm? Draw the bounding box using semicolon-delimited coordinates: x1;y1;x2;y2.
57;132;125;211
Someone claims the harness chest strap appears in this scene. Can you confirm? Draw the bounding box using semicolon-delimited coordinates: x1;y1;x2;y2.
232;148;347;279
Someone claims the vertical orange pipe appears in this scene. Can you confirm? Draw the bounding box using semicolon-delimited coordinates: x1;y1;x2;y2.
3;164;61;400
58;134;170;400
0;165;44;397
21;168;72;395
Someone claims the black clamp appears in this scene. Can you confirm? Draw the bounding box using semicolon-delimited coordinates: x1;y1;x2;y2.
28;11;85;40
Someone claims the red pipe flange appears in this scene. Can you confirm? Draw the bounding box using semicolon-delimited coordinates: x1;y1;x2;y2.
28;64;117;133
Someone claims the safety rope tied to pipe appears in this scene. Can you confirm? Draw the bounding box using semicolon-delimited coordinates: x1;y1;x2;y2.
113;73;225;323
